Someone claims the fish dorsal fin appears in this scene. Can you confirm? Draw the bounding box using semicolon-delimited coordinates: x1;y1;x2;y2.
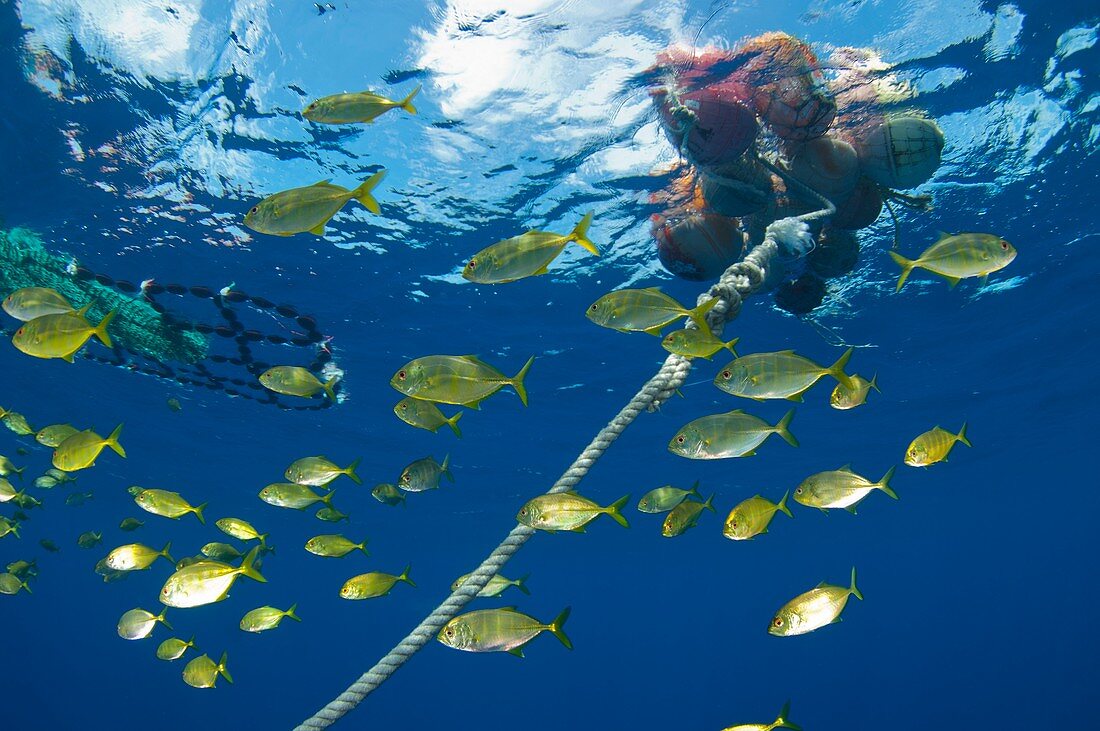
936;231;953;242
725;409;746;415
642;286;663;293
815;580;829;588
838;464;853;472
499;606;518;612
312;179;334;187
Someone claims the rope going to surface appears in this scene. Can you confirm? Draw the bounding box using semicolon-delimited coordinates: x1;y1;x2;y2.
294;193;835;730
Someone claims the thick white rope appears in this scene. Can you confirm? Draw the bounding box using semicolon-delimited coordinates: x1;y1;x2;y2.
294;129;838;730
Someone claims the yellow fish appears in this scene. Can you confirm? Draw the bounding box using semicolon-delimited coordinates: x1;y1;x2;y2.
0;455;22;478
462;213;599;284
303;85;420;124
661;494;715;537
721;701;802;731
793;466;897;513
2;287;74;321
240;604;300;632
35;423;79;447
106;541;175;571
586;288;717;335
339;566;414;600
160;547;266;608
769;567;862;637
715;348;854;401
259;366;339;400
285;456;361;486
244;172;386;236
1;410;34;435
0;573;32;595
905;423;970;467
391;355;533;408
723;492;793;541
451;572;530;598
156;636;196;661
829;374;879;410
304;534;369;558
889;232;1016;291
215;517;267;543
438;607;572;657
662;329;739;360
394;397;464;437
259;483;335;510
134;488;207;524
12;305;115;362
517;492;630;532
117;607;171;640
182;652;233;688
52;425;125;471
669;410;797;459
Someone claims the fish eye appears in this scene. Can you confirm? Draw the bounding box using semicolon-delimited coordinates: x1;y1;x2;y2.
397;370;407;380
1000;240;1009;249
794;487;802;494
675;435;685;444
720;370;731;379
773;617;783;627
466;260;476;269
519;507;527;515
589;303;599;311
446;628;454;637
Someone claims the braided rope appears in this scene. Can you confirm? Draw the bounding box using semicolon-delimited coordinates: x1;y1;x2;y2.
294;201;832;729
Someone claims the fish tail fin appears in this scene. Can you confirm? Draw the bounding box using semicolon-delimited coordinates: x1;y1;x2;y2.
888;250;915;292
568;212;599;256
358;541;370;556
774;409;799;447
510;356;534;406
20;579;31;594
399;85;420;115
344;458;362;484
106;424;126;458
605;494;630;528
515;574;531;595
723;337;739;357
776;490;794;518
321;488;337;507
549;606;573;650
321;376;339;402
240;546;267;583
776;701;802;730
688;480;701;500
218;652;234;684
157;608;173;630
878;466;898;499
702;493;716;513
351;170;387;215
957;422;972;448
686;297;719;331
161;541;175;564
828;347;855;390
869;372;881;393
849;566;863;601
93;309;116;348
441;454;453;482
399;564;415;587
192;502;208;525
446;410;463;438
286;603;301;622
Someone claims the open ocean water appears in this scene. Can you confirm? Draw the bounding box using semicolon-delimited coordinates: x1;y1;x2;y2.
0;1;1097;729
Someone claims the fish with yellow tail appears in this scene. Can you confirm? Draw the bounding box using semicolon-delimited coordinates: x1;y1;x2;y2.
244;171;386;236
182;652;233;688
240;604;300;632
134;488;207;524
723;492;793;541
438;606;572;657
106;541;175;571
669;409;798;460
889;232;1016;292
715;348;855;401
793;465;897;513
303;85;420;124
13;305;115;362
304;534;368;558
391;355;533;408
661;493;715;537
259;483;336;510
117;607;171;640
637;481;701;513
52;425;125;472
259;366;339;401
398;454;452;492
830;373;879;410
394;397;464;436
462;213;599;284
339;565;414;600
155;636;195;661
770;567;863;637
285;456;361;486
160;546;266;608
451;572;530;598
662;328;739;360
586;288;718;335
517;492;630;532
905;423;971;467
2;287;74;321
721;701;802;731
35;423;79;447
215;517;267;544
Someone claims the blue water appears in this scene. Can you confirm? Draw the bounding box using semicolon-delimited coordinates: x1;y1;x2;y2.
1;1;1097;729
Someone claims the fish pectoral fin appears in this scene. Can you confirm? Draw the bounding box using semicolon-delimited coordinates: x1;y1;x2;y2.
309;223;326;236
